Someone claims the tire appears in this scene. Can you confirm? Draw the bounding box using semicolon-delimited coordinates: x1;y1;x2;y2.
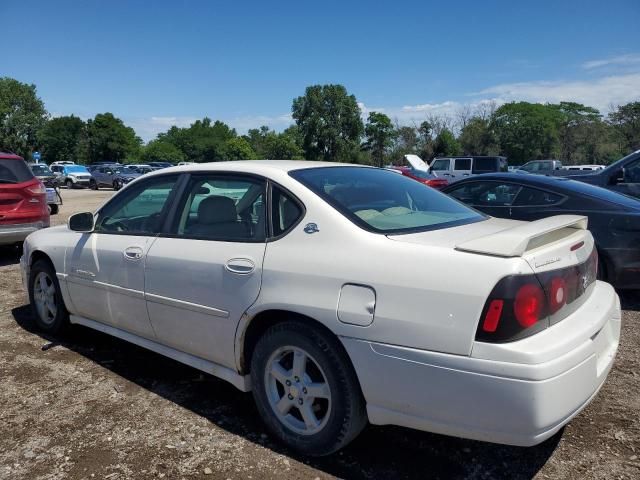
65;179;73;189
113;180;121;191
28;259;69;334
89;179;98;190
49;204;59;215
251;321;367;456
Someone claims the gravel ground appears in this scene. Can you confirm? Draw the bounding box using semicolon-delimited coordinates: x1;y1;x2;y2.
1;188;639;480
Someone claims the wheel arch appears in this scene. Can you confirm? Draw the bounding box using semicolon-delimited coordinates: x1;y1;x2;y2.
237;309;357;379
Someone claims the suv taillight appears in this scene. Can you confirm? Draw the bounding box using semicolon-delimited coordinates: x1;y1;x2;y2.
26;181;47;195
476;248;598;343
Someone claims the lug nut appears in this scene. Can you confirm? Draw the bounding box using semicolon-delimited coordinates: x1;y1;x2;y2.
285;380;291;386
288;394;293;400
302;387;307;394
294;376;299;382
298;398;303;405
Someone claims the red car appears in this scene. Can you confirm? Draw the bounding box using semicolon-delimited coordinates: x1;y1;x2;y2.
390;166;449;189
0;152;50;247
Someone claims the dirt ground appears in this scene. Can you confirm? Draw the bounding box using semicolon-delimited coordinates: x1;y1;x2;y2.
1;188;639;480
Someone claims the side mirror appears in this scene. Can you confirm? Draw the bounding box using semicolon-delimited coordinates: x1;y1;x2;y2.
68;212;95;232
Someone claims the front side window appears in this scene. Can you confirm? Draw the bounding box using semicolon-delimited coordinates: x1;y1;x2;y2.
174;175;266;241
431;159;450;170
95;175;179;234
454;158;472;171
291;167;484;234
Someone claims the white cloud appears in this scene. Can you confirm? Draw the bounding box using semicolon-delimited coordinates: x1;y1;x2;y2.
582;53;640;70
471;73;640;112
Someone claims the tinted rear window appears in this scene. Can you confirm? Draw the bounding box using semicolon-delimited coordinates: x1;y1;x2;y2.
472;157;499;173
291;166;484;234
0;158;34;183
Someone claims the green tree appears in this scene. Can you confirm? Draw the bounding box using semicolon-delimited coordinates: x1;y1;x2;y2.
292;84;363;162
550;102;601;163
491;102;563;164
141;139;185;163
157;118;236;162
458;117;499;155
0;77;48;159
38;115;86;164
86;113;141;163
364;112;395;167
417;121;435;160
608;102;640;152
433;128;461;157
223;137;256;160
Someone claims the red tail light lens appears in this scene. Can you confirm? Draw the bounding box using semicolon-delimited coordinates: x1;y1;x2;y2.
514;284;545;327
476;248;598;343
26;181;46;195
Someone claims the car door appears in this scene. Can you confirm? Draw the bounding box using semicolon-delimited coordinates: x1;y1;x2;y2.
453;158;472;179
446;181;520;219
144;173;267;367
65;174;180;338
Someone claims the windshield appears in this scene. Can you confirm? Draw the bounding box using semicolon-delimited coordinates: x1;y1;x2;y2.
65;166;89;173
30;164;53;175
407;169;431;179
291;167;484;234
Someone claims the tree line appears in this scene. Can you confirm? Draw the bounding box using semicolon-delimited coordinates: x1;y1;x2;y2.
1;76;639;166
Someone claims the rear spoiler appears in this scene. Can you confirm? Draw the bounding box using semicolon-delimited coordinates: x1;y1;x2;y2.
456;215;588;258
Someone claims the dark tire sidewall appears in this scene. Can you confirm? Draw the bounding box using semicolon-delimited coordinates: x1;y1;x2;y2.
28;260;68;334
251;322;365;456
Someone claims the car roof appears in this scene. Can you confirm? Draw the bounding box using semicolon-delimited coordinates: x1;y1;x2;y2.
146;160;361;177
447;173;640;210
0;152;24;160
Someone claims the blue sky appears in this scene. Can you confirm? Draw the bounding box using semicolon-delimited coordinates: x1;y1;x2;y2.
2;0;639;141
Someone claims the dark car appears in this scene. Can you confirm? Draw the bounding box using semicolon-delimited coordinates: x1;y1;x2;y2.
390;166;449;189
443;173;640;289
90;165;142;190
147;161;174;169
569;150;640;199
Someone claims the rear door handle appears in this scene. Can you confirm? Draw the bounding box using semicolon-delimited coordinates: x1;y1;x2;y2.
225;258;255;275
123;246;144;261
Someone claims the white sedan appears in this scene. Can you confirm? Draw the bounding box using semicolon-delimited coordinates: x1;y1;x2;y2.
21;161;620;456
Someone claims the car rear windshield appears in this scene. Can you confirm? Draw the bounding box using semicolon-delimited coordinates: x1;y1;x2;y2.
291;166;485;234
0;158;34;183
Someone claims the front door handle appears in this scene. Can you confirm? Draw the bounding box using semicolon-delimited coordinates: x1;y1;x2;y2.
123;246;144;261
225;258;255;275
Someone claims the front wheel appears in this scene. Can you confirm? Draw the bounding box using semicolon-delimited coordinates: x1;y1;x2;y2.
251;321;367;456
65;179;73;189
49;204;59;215
89;179;98;190
28;259;69;334
113;180;121;191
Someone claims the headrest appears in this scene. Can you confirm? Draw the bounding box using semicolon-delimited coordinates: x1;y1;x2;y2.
198;196;237;224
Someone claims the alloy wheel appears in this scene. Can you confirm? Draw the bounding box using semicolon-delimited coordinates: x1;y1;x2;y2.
33;271;57;326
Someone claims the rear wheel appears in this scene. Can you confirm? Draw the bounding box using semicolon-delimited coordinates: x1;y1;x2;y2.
28;259;69;334
49;204;59;215
250;321;367;456
89;179;98;190
113;180;121;191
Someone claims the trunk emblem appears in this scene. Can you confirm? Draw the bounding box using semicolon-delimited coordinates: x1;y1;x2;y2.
534;257;561;268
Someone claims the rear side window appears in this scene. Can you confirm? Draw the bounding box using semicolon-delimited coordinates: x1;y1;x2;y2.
0;158;34;183
513;187;563;206
472;158;498;174
271;187;303;236
454;158;472;170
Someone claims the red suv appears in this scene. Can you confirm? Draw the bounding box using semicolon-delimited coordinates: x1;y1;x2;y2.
0;153;50;246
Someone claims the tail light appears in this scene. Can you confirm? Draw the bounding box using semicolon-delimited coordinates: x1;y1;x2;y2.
26;181;47;195
476;248;598;343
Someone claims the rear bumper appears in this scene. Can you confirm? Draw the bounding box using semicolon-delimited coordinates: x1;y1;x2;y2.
342;281;621;446
0;222;48;246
